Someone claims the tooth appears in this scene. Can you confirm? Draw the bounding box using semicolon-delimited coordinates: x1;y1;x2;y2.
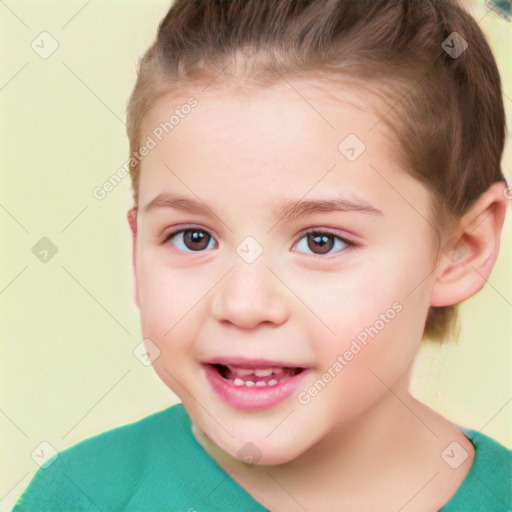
244;381;255;387
227;365;254;376
254;368;273;377
233;378;245;386
267;379;278;386
255;381;267;387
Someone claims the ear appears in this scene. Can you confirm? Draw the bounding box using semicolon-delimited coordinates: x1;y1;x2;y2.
127;207;140;309
430;182;510;307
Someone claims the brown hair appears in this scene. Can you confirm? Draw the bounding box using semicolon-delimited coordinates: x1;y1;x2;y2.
126;0;506;342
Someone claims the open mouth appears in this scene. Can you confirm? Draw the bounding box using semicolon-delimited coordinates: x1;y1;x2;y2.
213;364;306;387
203;359;311;410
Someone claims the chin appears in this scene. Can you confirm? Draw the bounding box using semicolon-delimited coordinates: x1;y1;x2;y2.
220;430;312;467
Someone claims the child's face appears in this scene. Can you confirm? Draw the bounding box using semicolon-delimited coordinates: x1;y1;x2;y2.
132;79;440;465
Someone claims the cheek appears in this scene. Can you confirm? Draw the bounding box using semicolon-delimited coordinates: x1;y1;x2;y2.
136;258;201;345
307;257;419;329
135;261;205;394
302;249;432;373
294;298;424;432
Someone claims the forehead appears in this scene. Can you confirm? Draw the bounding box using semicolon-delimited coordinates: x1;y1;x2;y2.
140;78;395;169
142;77;384;142
137;78;429;222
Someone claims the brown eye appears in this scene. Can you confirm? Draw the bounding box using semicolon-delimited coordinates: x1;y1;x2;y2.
183;230;210;250
165;229;215;252
307;232;335;255
293;230;352;257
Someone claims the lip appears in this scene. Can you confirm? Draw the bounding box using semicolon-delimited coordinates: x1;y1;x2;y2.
205;356;308;369
203;362;310;411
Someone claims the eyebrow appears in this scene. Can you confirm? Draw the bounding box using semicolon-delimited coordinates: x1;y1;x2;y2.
143;192;383;222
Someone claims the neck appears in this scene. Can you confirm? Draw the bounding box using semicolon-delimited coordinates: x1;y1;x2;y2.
191;373;471;511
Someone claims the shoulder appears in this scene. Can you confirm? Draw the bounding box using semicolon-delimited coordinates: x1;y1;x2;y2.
442;428;511;511
468;428;511;463
47;402;190;473
12;404;191;511
13;404;266;512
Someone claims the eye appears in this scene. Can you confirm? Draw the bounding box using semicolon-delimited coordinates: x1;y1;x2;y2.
292;230;353;257
163;227;354;256
164;228;216;253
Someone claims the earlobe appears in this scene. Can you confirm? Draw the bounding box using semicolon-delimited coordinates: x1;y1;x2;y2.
430;182;509;308
127;207;137;233
127;207;140;309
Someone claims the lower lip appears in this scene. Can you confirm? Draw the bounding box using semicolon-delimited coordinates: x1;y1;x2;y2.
204;364;309;411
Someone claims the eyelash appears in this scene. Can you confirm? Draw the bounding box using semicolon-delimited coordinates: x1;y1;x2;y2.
162;226;357;258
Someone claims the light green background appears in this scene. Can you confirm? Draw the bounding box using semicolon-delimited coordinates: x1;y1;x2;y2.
1;1;510;509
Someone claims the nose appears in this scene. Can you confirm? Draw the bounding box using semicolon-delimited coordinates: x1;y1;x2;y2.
210;255;289;329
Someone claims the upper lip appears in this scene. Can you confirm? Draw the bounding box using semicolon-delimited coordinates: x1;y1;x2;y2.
204;356;310;369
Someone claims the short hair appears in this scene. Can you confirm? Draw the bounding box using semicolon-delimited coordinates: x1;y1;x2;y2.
126;0;507;342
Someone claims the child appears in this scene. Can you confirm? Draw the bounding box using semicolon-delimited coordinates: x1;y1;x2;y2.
14;0;511;510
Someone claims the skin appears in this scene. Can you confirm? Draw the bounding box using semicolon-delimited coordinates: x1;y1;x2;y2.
128;78;508;511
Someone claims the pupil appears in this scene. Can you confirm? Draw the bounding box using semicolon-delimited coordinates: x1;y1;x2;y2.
185;230;208;250
309;233;333;255
182;231;335;254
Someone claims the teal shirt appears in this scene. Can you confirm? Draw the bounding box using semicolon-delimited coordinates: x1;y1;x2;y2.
13;404;511;511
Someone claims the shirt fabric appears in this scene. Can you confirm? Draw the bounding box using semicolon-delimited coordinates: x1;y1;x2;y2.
13;403;512;511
